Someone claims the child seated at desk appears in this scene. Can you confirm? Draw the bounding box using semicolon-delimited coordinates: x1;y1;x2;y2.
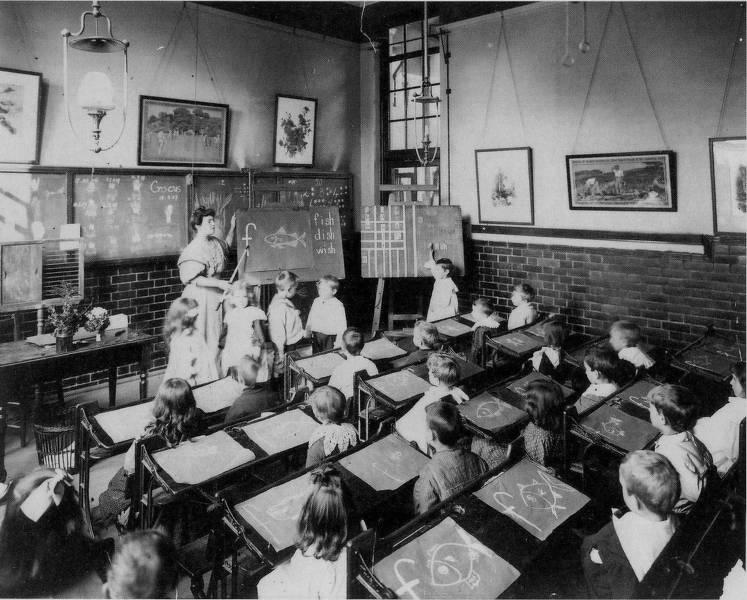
413;402;488;514
164;297;218;386
648;384;712;513
328;327;379;400
93;378;206;528
694;361;746;476
258;466;348;599
221;276;268;376
530;319;567;377
507;282;538;330
225;355;278;424
582;450;678;598
522;380;566;468
305;275;347;352
390;320;440;370
424;246;459;322
104;530;178;599
396;353;469;454
574;346;621;413
609;320;655;370
469;297;502;330
268;270;304;381
306;386;359;468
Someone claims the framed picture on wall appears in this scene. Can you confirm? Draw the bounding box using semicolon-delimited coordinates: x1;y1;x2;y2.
566;151;677;211
274;94;317;167
475;147;534;225
137;96;229;167
0;68;42;164
710;137;746;234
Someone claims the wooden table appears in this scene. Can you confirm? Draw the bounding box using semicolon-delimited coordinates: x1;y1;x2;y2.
0;328;155;481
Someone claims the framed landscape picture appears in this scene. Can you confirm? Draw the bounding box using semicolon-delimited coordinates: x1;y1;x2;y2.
138;96;229;167
710;137;746;234
475;147;534;225
566;151;676;211
0;68;42;164
274;94;317;167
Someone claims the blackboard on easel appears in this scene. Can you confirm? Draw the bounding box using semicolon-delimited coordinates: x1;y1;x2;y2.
236;207;344;283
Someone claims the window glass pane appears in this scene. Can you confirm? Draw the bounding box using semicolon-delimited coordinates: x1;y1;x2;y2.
406;118;419;149
428;54;440;84
389;91;405;121
428;17;440;48
406;21;422;41
390;42;404;56
389;121;406;150
389;60;405;90
406;37;423;54
392;167;415;185
406;57;423;88
389;25;404;45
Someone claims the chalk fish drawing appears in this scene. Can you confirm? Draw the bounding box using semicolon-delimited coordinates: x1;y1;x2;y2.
264;226;307;249
601;416;626;438
393;526;491;599
476;400;506;419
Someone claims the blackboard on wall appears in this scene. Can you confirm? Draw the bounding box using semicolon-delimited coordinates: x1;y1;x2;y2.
0;171;68;242
236;207;344;283
360;204;465;278
72;172;188;261
190;174;251;241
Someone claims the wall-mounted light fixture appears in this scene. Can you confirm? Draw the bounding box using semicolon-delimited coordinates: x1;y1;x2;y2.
62;1;129;153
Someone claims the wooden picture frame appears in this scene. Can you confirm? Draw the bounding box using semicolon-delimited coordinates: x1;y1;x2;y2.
475;147;534;225
273;94;317;167
566;151;677;211
0;67;42;164
710;137;746;234
137;95;229;167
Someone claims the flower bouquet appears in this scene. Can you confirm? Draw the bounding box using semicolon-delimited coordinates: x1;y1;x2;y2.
85;306;110;341
46;282;88;352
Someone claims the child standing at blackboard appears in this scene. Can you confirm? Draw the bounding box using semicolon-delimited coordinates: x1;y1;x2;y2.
424;244;459;322
164;298;218;386
268;271;304;380
221;276;268;376
305;275;347;352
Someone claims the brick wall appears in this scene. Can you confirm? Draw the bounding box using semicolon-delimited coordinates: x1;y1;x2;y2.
466;236;746;349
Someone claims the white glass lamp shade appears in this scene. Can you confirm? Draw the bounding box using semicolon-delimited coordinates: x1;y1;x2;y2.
77;71;115;111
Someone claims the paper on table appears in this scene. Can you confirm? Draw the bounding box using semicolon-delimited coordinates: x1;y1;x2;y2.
94;400;155;444
241;409;319;455
26;327;96;347
153;431;255;485
361;337;407;361
193;377;244;413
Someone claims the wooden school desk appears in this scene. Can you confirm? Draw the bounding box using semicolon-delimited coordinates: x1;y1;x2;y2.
482;321;547;367
0;328;155;481
672;329;745;383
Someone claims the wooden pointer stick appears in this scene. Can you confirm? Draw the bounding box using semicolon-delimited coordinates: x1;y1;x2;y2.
216;222;254;310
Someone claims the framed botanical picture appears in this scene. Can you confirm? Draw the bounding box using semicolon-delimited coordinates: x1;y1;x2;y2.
475;147;534;225
0;68;42;164
274;94;317;167
138;96;229;167
566;151;677;211
710;137;746;234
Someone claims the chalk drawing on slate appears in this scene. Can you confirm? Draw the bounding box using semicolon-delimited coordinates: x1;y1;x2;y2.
459;393;526;434
241;409;319;454
296;352;345;380
368;370;433;405
434;318;472;338
581;404;660;453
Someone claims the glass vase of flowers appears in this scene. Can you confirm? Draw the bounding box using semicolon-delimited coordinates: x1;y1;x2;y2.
85;307;110;342
46;282;88;352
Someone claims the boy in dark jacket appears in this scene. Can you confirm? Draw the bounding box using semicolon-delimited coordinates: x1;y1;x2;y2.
225;355;278;423
581;450;679;598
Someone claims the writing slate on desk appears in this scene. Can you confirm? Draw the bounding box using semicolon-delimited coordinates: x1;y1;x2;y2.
295;351;345;381
0;171;68;242
459;391;528;436
493;330;544;356
191;174;251;240
581;404;660;453
498;372;574;409
433;318;473;338
373;516;520;600
613;379;658;413
367;369;433;406
72;172;188;261
360;204;465;278
241;409;319;455
236;207;344;283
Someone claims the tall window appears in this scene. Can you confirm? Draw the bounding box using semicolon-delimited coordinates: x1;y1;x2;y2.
382;17;440;204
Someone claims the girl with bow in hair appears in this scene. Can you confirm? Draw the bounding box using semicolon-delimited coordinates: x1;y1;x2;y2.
163;297;218;386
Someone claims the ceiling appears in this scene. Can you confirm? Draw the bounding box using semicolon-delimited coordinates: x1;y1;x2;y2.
201;2;532;43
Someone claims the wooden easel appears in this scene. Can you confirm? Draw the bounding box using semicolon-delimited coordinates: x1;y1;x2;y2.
370;277;425;338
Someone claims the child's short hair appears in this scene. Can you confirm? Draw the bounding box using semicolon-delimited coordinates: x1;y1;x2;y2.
106;529;179;599
342;327;364;355
413;320;439;349
426;401;464;448
647;384;700;433
543;320;566;348
298;465;347;561
310;386;346;424
427;352;460;387
435;258;454;276
232;277;259;306
318;274;340;291
610;320;641;347
524;380;564;431
731;361;746;389
275;270;298;292
514;283;536;301
236;355;259;386
619;450;680;516
472;297;493;313
584;345;620;383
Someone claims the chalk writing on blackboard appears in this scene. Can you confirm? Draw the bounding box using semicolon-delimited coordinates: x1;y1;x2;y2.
0;172;68;242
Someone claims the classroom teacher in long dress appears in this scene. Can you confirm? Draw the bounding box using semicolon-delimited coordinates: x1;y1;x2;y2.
177;206;236;368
